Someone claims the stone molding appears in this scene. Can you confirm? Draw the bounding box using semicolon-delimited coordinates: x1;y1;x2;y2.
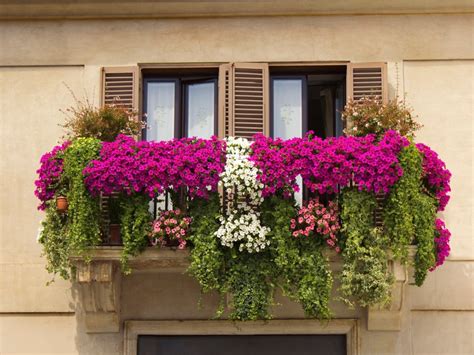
71;247;414;333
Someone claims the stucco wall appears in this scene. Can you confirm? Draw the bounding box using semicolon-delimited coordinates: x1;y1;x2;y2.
0;13;473;355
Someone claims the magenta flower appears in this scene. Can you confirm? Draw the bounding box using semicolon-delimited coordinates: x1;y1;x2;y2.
34;141;70;210
431;219;451;270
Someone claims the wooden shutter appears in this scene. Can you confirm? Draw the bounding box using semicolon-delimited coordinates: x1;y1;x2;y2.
218;63;269;139
101;66;139;110
347;62;388;103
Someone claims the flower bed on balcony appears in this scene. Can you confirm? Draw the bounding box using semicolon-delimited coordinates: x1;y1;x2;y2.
35;99;451;321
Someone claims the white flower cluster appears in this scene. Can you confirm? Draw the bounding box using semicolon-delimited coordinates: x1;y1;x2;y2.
215;137;270;253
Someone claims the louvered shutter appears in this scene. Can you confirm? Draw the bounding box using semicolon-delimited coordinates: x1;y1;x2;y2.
218;63;269;139
101;66;139;110
347;63;388;103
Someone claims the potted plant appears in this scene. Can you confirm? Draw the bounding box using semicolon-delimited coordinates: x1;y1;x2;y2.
150;209;191;249
55;185;69;213
56;195;68;213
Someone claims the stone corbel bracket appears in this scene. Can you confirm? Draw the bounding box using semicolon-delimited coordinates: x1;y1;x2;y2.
75;260;121;333
367;258;408;331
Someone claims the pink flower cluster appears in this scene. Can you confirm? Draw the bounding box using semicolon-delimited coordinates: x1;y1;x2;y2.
416;143;451;211
251;130;408;197
151;209;191;249
431;218;451;270
84;135;225;199
290;198;341;252
34;141;70;210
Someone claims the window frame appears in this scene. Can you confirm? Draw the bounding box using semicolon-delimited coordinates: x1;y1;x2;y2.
142;75;218;141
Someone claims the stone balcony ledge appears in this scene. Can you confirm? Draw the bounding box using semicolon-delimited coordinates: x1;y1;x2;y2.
70;246;416;333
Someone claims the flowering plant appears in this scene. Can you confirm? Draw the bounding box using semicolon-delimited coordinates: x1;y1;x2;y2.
431;218;451;270
34;141;70;210
151;209;191;250
84;134;225;199
215;137;270;253
416;143;451;211
251;130;408;196
342;97;422;138
61;98;144;142
291;198;341;252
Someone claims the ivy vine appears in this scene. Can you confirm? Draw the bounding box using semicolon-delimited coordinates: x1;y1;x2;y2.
62;138;102;258
340;187;392;307
119;194;152;273
383;144;437;285
38;201;71;281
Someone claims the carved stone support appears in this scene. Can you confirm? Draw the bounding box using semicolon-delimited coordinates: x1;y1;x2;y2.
75;260;121;333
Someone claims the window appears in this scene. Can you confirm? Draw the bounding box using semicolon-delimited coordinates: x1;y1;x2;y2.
270;66;346;140
143;69;218;140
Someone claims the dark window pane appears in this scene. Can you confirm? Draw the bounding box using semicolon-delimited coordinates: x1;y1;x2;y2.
138;334;346;355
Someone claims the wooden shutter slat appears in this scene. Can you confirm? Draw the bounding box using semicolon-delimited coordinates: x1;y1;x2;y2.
347;62;388;103
101;66;139;111
218;63;269;139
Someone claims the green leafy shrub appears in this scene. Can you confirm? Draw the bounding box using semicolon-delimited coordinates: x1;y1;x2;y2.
62;98;143;142
342;97;422;138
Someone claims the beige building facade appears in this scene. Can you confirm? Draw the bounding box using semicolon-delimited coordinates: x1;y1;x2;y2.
0;1;473;354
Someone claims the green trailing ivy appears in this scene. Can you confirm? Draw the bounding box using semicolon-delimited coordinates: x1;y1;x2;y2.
383;144;437;285
38;201;71;281
225;252;275;320
62;138;102;258
187;194;223;293
262;196;332;320
188;193;276;321
340;187;392;307
412;193;436;285
119;194;152;273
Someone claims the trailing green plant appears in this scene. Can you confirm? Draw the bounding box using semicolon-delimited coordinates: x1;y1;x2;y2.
187;194;224;293
225;252;276;320
38;201;71;281
412;192;437;285
262;196;332;320
62;138;102;258
119;194;152;273
383;144;421;261
383;144;437;285
339;187;392;307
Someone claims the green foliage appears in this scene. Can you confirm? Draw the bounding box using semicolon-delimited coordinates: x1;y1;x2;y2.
225;252;275;320
119;194;152;273
187;194;224;292
383;144;437;285
412;193;436;285
262;196;333;320
38;201;71;281
62;138;102;258
383;144;421;261
340;187;392;307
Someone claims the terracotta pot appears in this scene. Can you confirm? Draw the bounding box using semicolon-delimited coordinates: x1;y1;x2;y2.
56;196;68;213
109;224;122;245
